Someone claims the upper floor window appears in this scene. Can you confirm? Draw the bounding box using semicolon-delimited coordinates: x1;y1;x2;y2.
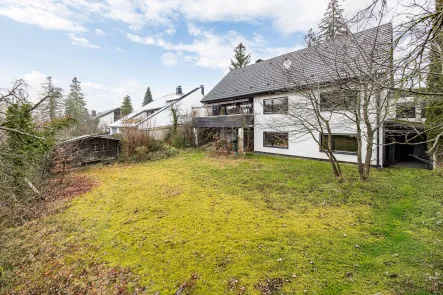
263;97;288;114
211;101;253;116
396;102;416;119
320;89;359;111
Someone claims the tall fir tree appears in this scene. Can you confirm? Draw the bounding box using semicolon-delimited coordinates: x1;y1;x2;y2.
65;77;88;123
318;0;347;42
38;77;64;121
425;0;443;167
142;87;153;106
305;28;318;47
121;95;134;116
230;43;251;70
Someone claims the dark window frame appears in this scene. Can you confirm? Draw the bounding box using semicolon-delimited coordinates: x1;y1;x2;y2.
263;132;289;149
320;133;358;155
396;102;416;119
320;89;359;112
263;97;288;114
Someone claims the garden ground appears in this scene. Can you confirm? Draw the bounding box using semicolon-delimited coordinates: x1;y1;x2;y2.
1;151;442;294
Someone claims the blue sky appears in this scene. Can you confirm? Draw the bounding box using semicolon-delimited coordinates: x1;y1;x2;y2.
0;0;371;112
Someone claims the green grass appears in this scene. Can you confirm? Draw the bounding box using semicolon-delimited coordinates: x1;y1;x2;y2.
1;151;442;294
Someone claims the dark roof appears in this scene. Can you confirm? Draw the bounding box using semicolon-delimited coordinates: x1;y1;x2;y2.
62;134;121;144
95;107;119;118
203;23;393;103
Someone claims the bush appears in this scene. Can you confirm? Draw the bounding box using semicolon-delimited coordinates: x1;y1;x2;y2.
120;128;179;163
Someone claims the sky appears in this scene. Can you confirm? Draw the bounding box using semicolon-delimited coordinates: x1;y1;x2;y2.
0;0;378;112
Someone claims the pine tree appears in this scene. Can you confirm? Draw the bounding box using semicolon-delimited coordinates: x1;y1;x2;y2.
425;0;443;167
142;87;153;106
65;77;88;123
230;43;251;70
305;28;318;47
121;95;133;116
38;77;63;121
318;0;347;42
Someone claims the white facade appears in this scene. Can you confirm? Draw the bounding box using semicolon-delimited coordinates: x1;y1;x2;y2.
109;86;204;137
253;92;383;166
97;111;116;132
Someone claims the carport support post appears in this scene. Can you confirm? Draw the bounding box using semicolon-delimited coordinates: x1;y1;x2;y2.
193;128;199;147
238;127;244;154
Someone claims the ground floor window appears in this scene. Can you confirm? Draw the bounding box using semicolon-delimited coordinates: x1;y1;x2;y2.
263;132;288;148
321;134;358;153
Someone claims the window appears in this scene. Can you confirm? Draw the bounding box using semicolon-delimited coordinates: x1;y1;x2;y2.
396;102;416;119
240;103;253;114
100;143;107;151
226;105;238;115
92;144;99;153
264;132;289;148
321;134;358;153
320;90;358;111
263;97;288;114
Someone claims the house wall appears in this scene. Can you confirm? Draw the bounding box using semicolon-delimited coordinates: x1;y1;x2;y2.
253;92;382;165
98;112;116;132
138;90;203;132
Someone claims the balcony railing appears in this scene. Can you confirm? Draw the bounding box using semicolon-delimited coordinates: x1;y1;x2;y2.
192;105;253;118
192;106;254;128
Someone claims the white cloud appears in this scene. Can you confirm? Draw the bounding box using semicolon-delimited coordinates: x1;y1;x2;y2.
114;47;125;52
128;23;303;71
161;52;183;66
69;33;100;49
0;0;85;31
0;0;382;35
95;28;106;35
82;79;146;111
22;70;50;102
164;28;176;36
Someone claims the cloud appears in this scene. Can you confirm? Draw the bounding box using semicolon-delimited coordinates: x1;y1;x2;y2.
161;52;182;66
128;24;303;71
69;33;100;49
0;0;85;31
164;28;176;36
95;28;106;35
0;0;378;35
22;70;50;102
114;47;125;52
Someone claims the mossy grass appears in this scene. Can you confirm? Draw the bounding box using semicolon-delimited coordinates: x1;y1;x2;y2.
1;151;442;294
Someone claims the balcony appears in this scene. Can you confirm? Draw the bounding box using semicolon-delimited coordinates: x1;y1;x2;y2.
192;105;254;128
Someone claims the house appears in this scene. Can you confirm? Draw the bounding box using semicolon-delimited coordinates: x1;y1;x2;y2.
54;134;121;168
192;23;429;168
92;107;121;132
108;85;204;140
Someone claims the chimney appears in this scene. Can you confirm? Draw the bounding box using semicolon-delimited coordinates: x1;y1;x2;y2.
91;110;96;117
200;85;204;95
256;59;263;63
176;85;182;95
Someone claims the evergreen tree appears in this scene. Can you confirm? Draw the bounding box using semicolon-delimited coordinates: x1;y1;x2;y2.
142;87;153;106
65;77;88;123
38;77;63;121
305;28;318;47
230;43;251;70
425;0;443;167
121;95;133;116
318;0;347;42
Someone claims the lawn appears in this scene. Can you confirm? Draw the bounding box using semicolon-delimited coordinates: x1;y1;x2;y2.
1;152;442;294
